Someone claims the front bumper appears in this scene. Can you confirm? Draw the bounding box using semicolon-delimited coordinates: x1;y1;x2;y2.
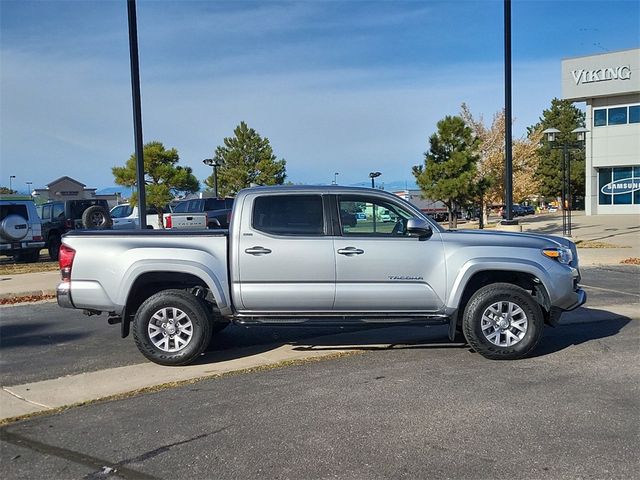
563;287;587;311
57;282;74;309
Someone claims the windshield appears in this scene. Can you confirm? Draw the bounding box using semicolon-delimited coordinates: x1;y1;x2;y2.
110;205;134;218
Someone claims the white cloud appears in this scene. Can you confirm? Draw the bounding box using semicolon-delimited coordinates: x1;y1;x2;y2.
1;40;560;189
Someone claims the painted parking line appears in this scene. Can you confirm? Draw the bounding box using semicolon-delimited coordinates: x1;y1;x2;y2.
581;284;640;298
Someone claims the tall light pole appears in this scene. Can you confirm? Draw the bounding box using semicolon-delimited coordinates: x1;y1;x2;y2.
127;0;147;229
502;0;516;225
542;127;588;237
333;172;339;185
9;175;15;192
26;181;32;196
203;158;224;198
369;171;381;189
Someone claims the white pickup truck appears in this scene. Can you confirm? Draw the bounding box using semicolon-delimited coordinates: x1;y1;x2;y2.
57;186;585;366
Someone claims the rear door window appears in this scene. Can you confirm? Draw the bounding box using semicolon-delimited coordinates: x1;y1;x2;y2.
252;195;324;236
204;198;228;210
42;204;52;220
53;203;65;220
0;204;28;220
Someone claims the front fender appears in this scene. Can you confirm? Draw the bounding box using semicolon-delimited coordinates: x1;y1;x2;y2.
447;257;554;310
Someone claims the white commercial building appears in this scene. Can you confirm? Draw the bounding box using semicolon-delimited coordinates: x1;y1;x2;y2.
562;48;640;215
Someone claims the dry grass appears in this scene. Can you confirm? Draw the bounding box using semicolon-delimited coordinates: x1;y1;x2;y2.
0;260;58;276
620;257;640;265
574;240;630;249
0;293;56;305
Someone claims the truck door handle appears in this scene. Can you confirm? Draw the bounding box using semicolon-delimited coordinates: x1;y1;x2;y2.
337;247;364;256
245;246;272;255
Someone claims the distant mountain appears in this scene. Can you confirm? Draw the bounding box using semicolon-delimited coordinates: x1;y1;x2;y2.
347;180;418;191
96;186;134;197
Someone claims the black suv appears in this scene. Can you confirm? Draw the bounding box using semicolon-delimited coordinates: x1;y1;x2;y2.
38;199;112;260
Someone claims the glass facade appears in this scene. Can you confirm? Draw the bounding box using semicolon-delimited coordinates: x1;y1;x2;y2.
608;107;628;125
598;167;640;205
594;105;640;127
594;109;607;126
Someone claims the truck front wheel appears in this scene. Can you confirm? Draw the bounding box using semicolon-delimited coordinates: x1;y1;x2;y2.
462;283;544;360
133;289;212;366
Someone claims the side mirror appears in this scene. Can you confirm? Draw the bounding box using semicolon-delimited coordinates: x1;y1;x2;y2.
406;217;433;239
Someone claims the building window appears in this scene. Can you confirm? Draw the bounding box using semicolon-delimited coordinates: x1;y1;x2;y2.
593;109;607;127
607;107;628;125
613;167;633;205
599;167;640;206
598;168;612;205
629;105;640;124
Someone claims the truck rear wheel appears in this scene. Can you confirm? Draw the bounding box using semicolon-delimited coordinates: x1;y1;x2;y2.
133;289;212;366
462;283;544;360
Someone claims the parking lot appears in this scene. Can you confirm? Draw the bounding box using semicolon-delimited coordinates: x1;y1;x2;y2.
1;265;638;479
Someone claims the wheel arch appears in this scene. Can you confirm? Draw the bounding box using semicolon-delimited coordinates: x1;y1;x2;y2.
447;260;553;340
120;267;228;338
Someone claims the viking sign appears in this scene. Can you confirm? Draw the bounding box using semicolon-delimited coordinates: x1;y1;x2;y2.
572;65;631;85
601;178;640;195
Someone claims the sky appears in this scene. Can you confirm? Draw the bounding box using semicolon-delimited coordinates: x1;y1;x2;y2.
1;0;639;192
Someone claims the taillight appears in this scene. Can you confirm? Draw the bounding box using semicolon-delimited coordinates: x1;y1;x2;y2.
226;211;232;225
33;235;43;241
165;214;172;229
59;244;76;282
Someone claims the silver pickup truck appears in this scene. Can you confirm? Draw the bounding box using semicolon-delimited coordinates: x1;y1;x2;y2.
57;186;585;366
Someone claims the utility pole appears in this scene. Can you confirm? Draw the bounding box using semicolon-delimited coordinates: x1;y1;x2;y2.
503;0;516;225
127;0;147;228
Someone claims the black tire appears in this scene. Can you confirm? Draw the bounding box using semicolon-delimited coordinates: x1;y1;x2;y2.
133;289;212;366
462;282;544;360
48;235;61;261
82;205;113;229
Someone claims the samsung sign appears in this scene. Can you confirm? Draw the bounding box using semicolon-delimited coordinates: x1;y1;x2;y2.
572;65;631;85
601;178;640;195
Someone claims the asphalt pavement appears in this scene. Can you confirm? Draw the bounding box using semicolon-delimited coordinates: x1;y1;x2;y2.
2;312;638;479
1;266;637;387
0;265;638;479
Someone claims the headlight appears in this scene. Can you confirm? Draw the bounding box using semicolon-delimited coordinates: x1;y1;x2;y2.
542;247;573;264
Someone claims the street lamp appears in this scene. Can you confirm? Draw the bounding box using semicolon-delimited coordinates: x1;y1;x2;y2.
369;171;381;189
9;175;16;192
203;158;224;198
333;172;339;185
542;126;588;237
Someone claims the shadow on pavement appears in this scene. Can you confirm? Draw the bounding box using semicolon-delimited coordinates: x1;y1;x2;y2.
532;311;632;357
0;322;89;349
194;310;633;364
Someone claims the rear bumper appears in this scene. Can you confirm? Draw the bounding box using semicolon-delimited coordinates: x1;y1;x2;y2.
0;241;45;254
56;282;74;309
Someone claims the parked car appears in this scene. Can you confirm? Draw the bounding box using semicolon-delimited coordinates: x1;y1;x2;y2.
39;199;111;260
522;205;535;215
500;204;526;218
0;196;45;262
170;197;234;229
110;203;170;230
57;185;585;366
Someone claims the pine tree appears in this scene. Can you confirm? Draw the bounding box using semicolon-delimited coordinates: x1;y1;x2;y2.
529;98;586;202
205;122;286;196
412;116;480;228
113;141;199;227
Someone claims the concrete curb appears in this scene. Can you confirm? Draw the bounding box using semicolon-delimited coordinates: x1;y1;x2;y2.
0;289;56;301
1;304;637;423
